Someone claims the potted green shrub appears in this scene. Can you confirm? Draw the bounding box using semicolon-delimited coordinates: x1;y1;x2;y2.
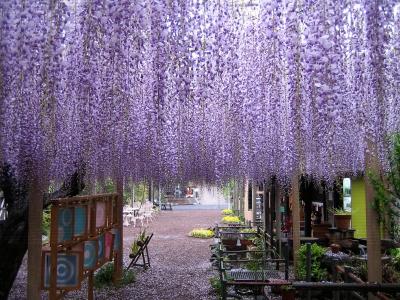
295;243;327;282
281;284;296;300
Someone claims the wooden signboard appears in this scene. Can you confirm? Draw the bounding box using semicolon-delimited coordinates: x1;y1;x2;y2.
43;193;120;300
42;250;83;290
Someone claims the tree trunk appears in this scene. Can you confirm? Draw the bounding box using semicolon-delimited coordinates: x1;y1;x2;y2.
0;164;85;299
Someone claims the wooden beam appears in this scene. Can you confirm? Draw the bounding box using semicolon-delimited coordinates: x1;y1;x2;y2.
114;179;123;284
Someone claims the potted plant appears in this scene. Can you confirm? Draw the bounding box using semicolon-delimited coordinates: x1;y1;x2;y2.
129;228;147;258
328;207;352;229
221;215;241;224
220;232;240;245
267;278;288;295
189;228;214;239
281;284;296;300
221;208;234;215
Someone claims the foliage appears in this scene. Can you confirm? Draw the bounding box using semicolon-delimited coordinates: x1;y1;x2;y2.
42;208;51;234
221;208;233;215
295;243;327;281
250;235;265;250
368;132;400;241
131;228;148;255
246;261;265;270
220;227;240;232
390;248;400;265
220;232;240;240
281;284;295;291
221;215;240;224
352;253;400;288
239;228;257;233
351;258;368;282
93;263;135;288
327;207;353;215
210;276;222;298
189;228;214;238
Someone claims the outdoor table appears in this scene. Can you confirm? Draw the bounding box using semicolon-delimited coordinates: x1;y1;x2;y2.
132;207;139;216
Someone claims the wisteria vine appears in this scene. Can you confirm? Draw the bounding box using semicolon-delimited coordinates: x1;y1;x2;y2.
0;0;399;188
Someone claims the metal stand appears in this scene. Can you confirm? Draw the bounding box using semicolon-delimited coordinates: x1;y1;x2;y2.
127;233;153;270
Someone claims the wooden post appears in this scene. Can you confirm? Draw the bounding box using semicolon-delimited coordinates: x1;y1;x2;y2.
275;181;281;254
114;179;123;284
27;172;42;300
49;204;59;300
88;271;94;300
244;179;249;224
263;180;268;234
292;172;301;271
252;181;257;224
365;139;382;300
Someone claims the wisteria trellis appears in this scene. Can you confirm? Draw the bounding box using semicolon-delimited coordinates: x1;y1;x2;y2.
0;0;399;187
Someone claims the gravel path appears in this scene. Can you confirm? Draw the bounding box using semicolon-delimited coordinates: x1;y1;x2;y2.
9;208;223;300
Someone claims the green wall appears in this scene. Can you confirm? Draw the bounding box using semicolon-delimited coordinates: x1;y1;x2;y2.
351;178;366;238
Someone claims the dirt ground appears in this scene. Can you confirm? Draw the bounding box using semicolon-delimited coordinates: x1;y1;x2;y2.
8;208;223;300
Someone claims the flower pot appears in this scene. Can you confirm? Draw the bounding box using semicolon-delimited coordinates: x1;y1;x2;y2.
281;288;296;300
334;214;351;229
267;278;287;295
331;244;341;253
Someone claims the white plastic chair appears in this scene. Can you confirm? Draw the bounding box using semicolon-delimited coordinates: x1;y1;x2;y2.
123;214;131;227
133;211;145;227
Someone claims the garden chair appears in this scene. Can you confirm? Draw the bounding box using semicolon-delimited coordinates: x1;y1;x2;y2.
132;206;145;227
123;214;131;227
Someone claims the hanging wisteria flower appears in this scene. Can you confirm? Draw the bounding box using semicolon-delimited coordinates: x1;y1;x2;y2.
0;0;399;187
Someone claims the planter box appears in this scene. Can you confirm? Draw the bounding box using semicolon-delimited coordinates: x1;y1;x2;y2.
221;239;237;246
239;239;254;246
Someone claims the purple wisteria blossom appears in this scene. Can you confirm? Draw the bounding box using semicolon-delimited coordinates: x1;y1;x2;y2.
0;0;399;187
